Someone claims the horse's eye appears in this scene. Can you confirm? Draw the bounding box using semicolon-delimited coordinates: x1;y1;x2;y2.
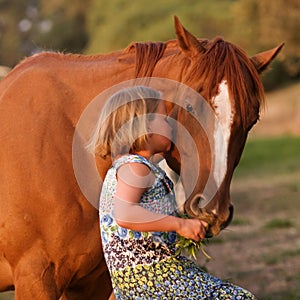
186;104;193;113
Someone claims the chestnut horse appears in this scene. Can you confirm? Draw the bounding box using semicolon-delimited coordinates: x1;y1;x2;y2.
0;17;283;299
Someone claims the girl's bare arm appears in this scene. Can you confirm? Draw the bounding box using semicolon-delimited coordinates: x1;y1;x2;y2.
114;163;206;241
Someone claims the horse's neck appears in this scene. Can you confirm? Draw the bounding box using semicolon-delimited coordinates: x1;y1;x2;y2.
91;51;136;82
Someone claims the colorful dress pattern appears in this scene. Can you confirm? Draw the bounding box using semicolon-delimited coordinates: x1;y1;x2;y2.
99;154;255;299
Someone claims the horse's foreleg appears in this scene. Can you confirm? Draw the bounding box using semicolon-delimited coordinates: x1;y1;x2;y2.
61;261;112;300
0;257;14;292
13;250;60;300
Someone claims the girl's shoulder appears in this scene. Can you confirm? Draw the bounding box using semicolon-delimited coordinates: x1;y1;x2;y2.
113;154;152;171
113;155;156;189
112;154;166;182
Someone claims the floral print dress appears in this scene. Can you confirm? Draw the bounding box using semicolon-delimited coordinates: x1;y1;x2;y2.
99;154;255;299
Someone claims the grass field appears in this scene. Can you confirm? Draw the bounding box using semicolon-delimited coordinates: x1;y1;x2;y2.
235;136;300;178
200;136;300;300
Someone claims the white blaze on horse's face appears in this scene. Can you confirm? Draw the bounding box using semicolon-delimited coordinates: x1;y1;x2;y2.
211;81;234;187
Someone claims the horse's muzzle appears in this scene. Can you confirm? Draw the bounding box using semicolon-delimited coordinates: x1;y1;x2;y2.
205;204;234;238
221;204;234;230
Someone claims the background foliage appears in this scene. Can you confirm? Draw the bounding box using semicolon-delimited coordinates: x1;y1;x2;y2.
0;0;299;89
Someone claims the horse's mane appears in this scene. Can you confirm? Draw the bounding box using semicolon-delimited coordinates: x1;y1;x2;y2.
125;42;167;78
129;38;265;130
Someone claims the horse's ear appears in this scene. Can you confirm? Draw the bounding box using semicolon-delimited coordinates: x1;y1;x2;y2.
251;43;285;74
174;16;206;57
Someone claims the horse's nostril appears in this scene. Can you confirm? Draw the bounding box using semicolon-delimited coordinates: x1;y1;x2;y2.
197;194;208;209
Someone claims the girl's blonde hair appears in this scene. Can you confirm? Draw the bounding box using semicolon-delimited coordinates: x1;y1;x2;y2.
87;86;161;158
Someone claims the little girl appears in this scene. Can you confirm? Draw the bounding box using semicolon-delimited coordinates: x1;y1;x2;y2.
89;86;255;299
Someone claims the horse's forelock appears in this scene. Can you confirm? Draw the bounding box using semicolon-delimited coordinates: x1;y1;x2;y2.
186;38;265;130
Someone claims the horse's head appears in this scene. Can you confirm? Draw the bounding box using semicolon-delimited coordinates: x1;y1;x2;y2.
165;17;284;237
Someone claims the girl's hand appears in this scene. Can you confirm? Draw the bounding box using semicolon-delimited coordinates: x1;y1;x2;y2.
176;218;208;242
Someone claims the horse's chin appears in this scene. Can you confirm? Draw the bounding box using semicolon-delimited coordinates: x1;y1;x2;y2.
205;224;221;238
205;230;214;239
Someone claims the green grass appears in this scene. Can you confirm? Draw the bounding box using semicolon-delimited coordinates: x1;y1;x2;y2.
262;248;300;265
262;246;300;265
264;218;294;229
234;136;300;178
262;291;300;300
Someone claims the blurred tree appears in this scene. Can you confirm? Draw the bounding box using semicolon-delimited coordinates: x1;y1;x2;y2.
85;0;299;89
259;0;299;78
37;0;91;53
232;0;300;86
0;0;91;67
85;0;234;54
0;0;27;66
1;0;298;89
